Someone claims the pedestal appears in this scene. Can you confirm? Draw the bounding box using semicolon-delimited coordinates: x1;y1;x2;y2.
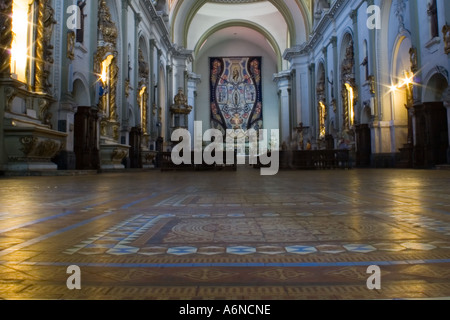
99;138;130;170
4;123;67;171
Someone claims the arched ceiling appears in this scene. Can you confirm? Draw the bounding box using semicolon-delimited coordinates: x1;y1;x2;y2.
169;0;311;70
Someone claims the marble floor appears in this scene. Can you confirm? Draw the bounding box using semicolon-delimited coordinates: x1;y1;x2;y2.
0;167;450;300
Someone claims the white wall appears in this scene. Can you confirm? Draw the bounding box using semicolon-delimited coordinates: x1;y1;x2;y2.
194;38;279;132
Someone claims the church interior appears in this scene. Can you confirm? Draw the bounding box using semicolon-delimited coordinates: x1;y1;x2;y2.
0;0;450;302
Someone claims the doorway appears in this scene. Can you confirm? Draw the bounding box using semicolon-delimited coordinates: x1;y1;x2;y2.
74;107;100;170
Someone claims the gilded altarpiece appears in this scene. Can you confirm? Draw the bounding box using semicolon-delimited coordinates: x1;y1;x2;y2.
95;0;129;170
0;0;66;171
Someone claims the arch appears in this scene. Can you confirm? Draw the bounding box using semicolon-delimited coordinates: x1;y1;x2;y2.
72;76;91;106
138;35;150;65
128;105;136;128
193;20;282;72
291;0;312;35
171;0;299;47
390;35;412;122
316;61;326;83
423;71;449;102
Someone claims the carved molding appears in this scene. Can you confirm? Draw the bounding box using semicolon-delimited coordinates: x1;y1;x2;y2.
111;148;128;161
38;98;53;127
34;139;62;158
4;86;16;112
20;136;39;156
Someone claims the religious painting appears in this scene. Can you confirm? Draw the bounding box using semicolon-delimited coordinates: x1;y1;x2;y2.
210;57;263;134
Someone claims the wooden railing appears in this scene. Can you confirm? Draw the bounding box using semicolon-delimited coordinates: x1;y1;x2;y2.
158;149;350;171
159;151;237;171
255;150;351;170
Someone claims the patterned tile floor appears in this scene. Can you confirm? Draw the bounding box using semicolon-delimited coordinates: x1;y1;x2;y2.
0;167;450;300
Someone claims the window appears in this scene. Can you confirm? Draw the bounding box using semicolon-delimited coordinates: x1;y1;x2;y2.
11;0;32;83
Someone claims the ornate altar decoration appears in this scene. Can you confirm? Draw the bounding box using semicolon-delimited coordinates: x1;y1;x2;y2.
210;57;263;136
138;49;149;136
341;40;358;131
95;0;129;169
316;68;327;141
137;48;155;168
170;89;192;135
0;0;66;171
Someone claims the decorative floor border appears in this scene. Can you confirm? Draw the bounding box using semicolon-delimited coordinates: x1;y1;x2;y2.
63;214;450;256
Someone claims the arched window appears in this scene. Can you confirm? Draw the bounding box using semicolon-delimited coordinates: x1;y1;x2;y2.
11;0;33;83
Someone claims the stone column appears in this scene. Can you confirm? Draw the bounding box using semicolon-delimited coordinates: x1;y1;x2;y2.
187;72;201;145
350;9;361;124
283;46;311;132
172;47;193;93
120;0;131;147
273;71;291;146
308;63;315;142
443;87;450;164
330;36;339;130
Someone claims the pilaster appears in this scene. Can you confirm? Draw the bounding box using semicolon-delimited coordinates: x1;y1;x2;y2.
187;72;201;146
120;1;131;145
273;71;292;145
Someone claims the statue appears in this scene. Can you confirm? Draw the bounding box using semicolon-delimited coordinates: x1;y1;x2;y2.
138;48;149;79
427;0;439;38
316;68;326;99
174;88;188;106
67;31;76;60
98;0;118;44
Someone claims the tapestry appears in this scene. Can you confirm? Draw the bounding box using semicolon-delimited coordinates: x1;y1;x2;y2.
210;57;263;134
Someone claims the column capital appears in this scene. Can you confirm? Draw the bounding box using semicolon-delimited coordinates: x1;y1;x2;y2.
122;0;131;10
349;9;358;23
330;36;338;48
172;46;194;63
283;44;308;62
135;13;142;26
187;72;202;85
273;70;291;85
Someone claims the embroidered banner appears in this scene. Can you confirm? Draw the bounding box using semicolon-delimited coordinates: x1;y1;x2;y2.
210;57;263;134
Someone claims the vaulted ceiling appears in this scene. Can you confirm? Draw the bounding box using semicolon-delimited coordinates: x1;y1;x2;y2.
168;0;312;68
